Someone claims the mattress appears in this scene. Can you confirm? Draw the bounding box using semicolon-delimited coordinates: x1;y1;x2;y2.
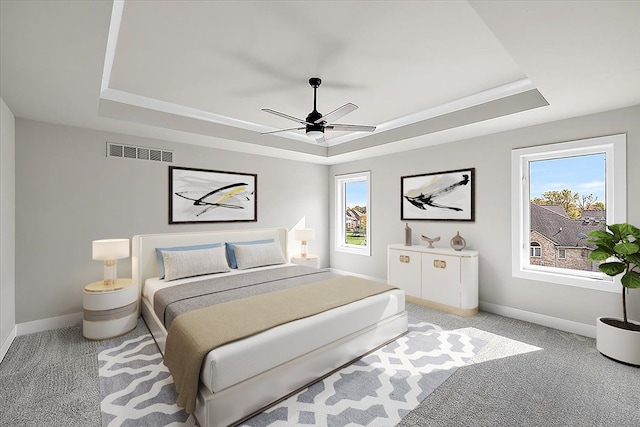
143;266;405;394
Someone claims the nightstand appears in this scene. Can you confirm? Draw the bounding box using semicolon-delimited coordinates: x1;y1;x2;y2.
290;255;320;269
83;278;138;340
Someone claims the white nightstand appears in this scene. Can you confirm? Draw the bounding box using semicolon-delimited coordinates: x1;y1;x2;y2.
83;278;138;340
291;255;320;269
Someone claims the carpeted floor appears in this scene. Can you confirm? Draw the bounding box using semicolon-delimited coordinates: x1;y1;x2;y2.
1;303;638;426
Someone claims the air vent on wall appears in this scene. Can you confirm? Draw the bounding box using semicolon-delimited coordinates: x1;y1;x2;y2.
107;142;173;163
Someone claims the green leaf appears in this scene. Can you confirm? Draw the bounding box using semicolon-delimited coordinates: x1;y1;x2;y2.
587;230;614;240
621;271;640;289
608;224;624;241
618;223;640;239
598;261;626;276
626;253;640;266
629;224;640;240
613;242;640;255
588;242;615;252
588;248;614;261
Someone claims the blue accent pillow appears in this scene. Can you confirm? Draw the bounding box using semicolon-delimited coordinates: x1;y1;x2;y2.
225;239;275;269
155;243;221;279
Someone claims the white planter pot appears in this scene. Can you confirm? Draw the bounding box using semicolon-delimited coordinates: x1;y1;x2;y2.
596;316;640;366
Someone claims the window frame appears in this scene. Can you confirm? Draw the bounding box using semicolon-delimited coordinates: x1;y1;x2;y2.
335;171;371;256
530;242;541;258
511;134;626;293
557;248;566;260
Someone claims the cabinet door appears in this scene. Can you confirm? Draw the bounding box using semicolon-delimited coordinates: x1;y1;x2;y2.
388;249;421;298
421;253;460;307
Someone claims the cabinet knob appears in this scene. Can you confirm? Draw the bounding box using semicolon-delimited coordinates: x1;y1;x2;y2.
433;259;447;269
399;255;410;263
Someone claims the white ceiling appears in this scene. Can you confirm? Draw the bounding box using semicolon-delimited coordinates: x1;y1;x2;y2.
1;1;639;165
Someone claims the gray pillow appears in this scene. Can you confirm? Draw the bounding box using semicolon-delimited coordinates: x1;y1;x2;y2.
162;246;230;281
233;242;286;270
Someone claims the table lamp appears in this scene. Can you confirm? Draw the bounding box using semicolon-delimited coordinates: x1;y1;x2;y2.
294;228;315;259
92;238;129;286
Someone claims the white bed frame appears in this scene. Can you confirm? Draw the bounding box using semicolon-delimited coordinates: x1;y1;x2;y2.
132;228;408;427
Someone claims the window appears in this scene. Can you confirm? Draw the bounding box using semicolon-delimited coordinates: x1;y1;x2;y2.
335;171;370;256
511;134;626;292
530;242;541;257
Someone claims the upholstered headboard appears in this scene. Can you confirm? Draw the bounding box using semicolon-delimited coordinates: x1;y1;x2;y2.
132;228;288;305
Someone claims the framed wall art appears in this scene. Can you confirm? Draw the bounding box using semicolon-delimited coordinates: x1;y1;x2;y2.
401;168;475;221
169;166;257;224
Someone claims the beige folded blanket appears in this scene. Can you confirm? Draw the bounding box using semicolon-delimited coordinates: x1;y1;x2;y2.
164;275;397;414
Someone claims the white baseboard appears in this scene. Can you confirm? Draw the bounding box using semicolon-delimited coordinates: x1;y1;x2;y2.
480;301;596;338
329;268;386;284
17;312;83;336
328;269;597;338
0;325;17;363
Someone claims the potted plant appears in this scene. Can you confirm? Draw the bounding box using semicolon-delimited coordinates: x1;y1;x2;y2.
587;223;640;365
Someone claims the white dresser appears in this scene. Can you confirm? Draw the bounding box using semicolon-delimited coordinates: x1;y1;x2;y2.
387;244;478;316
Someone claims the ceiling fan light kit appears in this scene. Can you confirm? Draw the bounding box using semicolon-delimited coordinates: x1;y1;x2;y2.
262;77;375;142
306;129;324;139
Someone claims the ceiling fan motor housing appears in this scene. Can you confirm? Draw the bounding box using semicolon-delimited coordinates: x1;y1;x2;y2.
306;109;324;134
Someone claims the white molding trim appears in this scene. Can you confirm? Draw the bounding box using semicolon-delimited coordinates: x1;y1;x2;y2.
16;312;83;336
480;301;596;338
0;325;17;363
328;78;536;147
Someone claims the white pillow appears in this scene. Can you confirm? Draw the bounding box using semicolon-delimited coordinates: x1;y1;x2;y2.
162;246;230;281
233;242;286;270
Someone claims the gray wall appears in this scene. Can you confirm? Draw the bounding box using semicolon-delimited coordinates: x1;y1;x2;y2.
329;105;640;327
15;119;329;323
1;97;16;346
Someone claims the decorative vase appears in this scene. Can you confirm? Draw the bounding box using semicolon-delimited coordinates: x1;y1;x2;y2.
421;235;440;248
596;317;640;366
450;231;466;251
404;223;412;246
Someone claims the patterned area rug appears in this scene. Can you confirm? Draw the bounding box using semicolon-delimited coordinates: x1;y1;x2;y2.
98;319;485;427
98;335;197;427
241;320;485;426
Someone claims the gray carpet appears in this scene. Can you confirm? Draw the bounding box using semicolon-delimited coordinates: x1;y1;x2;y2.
399;304;640;427
1;304;638;426
0;318;148;427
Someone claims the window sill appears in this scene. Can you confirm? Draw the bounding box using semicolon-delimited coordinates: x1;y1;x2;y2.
336;245;370;256
512;266;618;293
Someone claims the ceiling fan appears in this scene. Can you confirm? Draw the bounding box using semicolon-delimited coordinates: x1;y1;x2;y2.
261;77;376;141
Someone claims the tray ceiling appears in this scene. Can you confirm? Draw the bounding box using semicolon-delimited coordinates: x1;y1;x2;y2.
2;1;639;164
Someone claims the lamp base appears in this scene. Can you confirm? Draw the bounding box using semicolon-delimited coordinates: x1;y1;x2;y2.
103;260;118;286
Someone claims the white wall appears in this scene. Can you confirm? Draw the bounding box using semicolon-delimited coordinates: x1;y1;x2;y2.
15;119;329;324
329;105;640;330
0;97;16;360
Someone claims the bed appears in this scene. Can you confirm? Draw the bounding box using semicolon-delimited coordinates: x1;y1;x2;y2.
133;228;408;427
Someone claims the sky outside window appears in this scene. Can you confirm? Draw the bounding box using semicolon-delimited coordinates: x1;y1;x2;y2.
529;153;606;202
345;181;367;207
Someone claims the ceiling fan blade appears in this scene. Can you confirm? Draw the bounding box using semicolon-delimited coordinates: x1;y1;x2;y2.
315;103;358;124
325;123;376;132
262;108;309;125
261;126;306;135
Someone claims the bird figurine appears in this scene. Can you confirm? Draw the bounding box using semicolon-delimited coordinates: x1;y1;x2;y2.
421;235;440;248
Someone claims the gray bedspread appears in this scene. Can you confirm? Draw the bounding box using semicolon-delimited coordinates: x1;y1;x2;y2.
154;265;337;328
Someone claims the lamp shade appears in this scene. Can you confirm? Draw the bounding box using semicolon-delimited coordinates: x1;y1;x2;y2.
92;239;129;261
294;228;315;242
